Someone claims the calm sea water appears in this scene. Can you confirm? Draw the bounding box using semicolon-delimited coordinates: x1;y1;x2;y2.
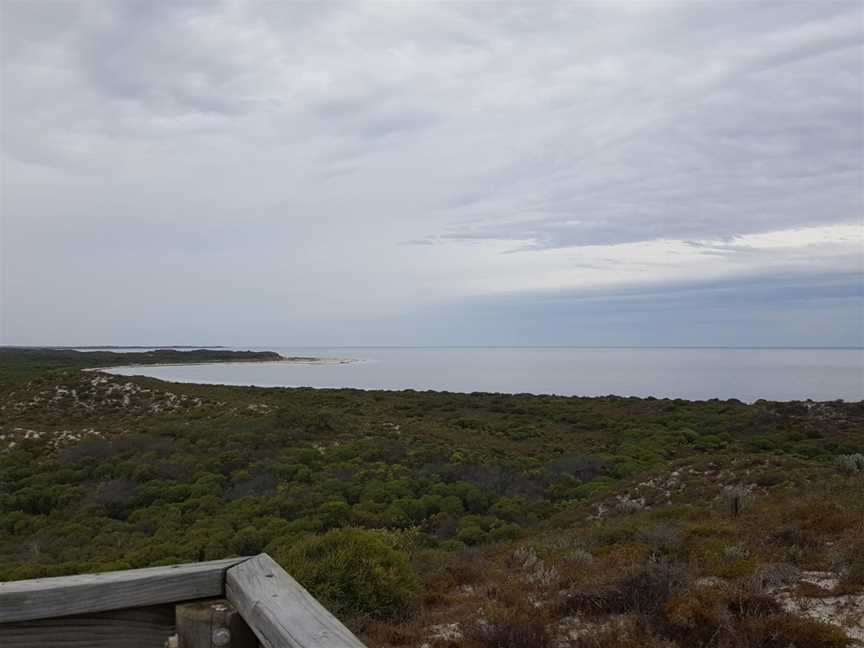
99;347;864;402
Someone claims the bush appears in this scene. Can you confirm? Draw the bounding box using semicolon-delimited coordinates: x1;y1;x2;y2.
559;559;689;617
753;470;785;487
443;549;487;586
749;563;802;591
748;436;776;451
636;523;682;555
835;454;864;475
465;607;552;648
570;621;676;648
836;543;864;594
274;527;420;619
744;615;852;648
664;584;783;645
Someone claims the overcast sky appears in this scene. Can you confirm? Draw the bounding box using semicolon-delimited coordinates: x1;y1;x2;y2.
1;1;862;346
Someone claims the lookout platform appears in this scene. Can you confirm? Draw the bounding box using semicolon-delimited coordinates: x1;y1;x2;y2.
0;553;366;648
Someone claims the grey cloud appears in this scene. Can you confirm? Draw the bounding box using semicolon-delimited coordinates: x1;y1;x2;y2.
425;7;863;248
418;271;864;347
1;0;862;346
74;2;264;116
314;94;438;141
308;271;864;348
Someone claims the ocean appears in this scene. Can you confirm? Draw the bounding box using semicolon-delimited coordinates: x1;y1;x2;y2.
98;346;864;402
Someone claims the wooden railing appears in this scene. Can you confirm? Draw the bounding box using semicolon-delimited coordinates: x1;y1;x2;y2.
0;553;367;648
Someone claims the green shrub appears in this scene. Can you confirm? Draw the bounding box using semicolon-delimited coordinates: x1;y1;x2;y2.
748;436;776;451
573;477;616;499
457;523;486;545
318;500;351;529
753;470;786;487
835;454;864;475
274;527;420;619
792;442;826;459
695;435;725;451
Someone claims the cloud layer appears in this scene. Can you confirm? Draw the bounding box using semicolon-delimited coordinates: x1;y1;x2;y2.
1;1;862;345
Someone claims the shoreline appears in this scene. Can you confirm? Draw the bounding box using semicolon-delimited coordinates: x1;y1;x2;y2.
70;351;859;403
84;356;356;372
75;365;859;403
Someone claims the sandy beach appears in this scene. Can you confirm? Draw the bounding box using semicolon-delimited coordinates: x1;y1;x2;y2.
84;356;356;372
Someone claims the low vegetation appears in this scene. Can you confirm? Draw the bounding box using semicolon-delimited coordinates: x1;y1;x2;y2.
0;348;862;646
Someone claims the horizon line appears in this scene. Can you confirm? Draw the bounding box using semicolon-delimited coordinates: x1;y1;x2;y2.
3;345;863;351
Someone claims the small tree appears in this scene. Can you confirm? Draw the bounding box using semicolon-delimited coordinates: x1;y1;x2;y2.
274;527;419;619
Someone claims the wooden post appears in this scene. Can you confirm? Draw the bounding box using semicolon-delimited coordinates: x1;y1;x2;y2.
174;599;258;648
226;554;366;648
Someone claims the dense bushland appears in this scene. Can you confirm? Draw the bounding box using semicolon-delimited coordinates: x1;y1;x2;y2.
0;349;862;646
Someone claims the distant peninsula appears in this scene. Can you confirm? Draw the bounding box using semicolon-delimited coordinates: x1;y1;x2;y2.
0;347;289;383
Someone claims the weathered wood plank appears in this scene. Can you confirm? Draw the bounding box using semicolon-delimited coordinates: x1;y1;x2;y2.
0;557;249;623
0;604;174;648
226;554;366;648
176;599;259;648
